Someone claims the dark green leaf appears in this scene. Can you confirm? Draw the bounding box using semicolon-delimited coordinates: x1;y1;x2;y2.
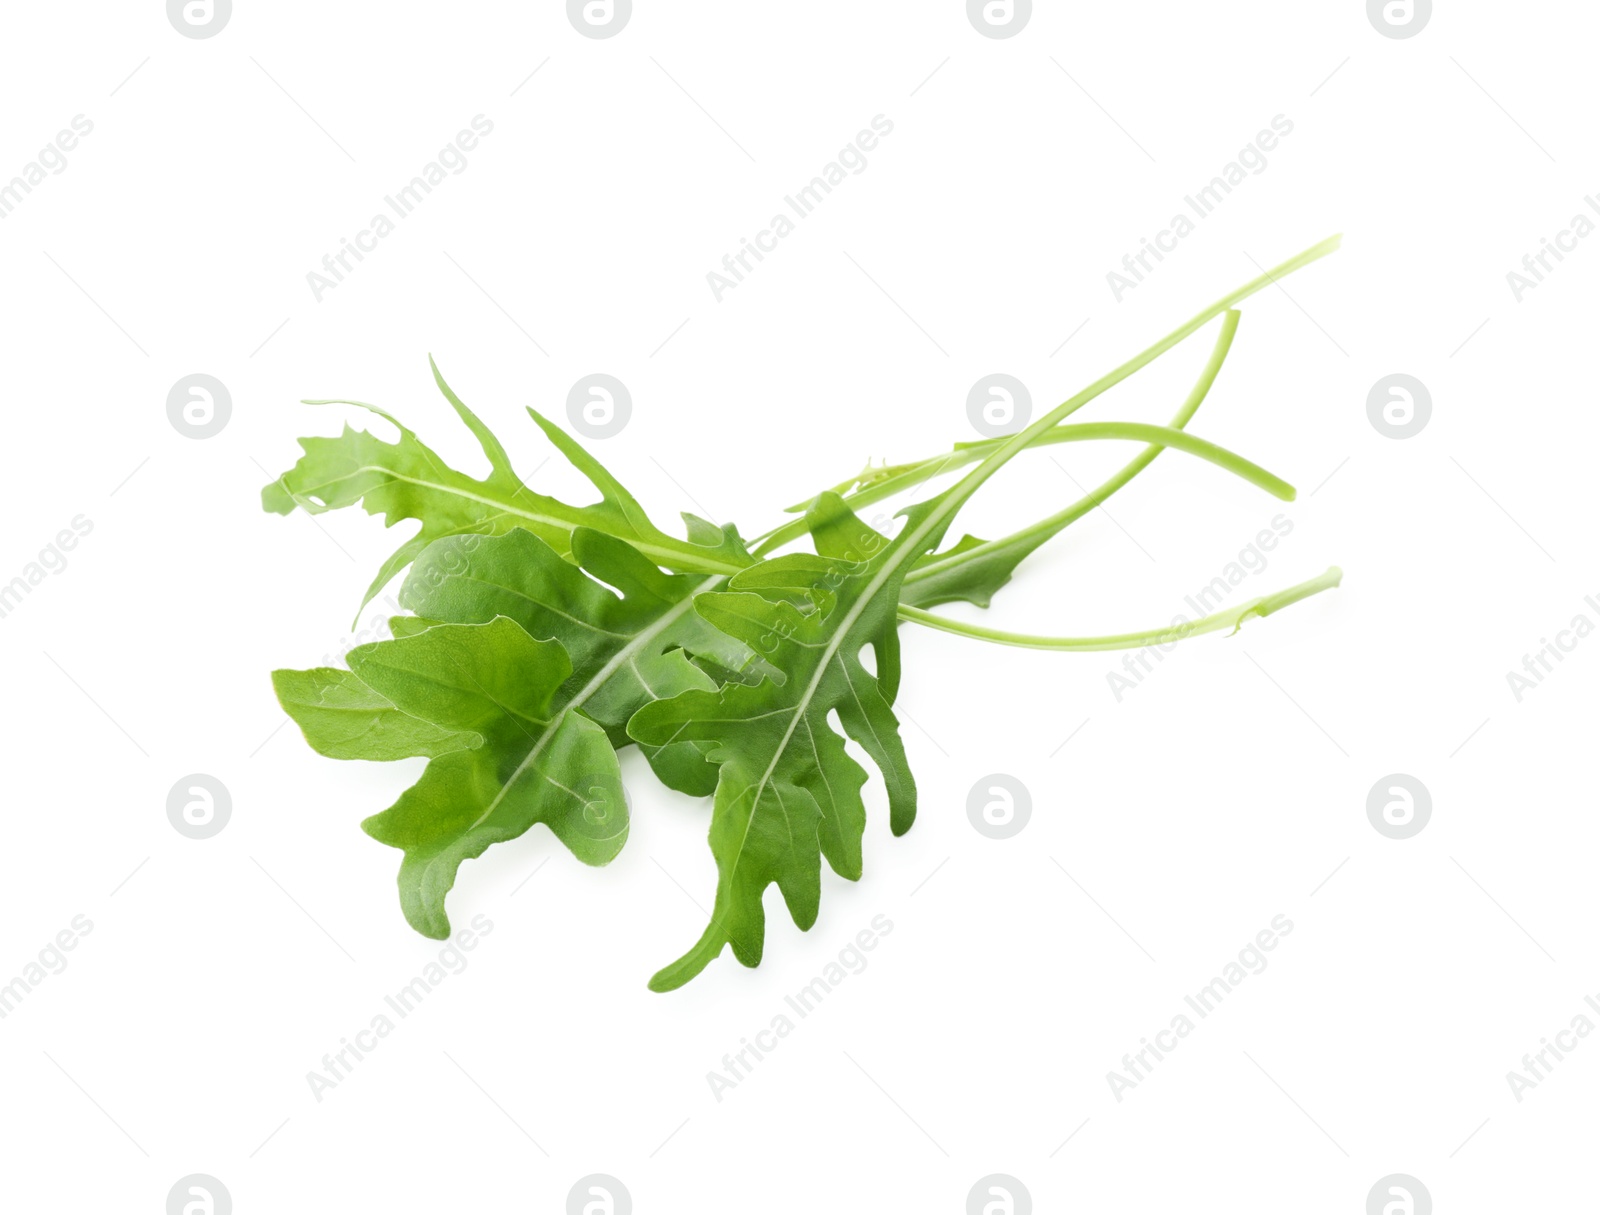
348;616;628;938
629;494;948;990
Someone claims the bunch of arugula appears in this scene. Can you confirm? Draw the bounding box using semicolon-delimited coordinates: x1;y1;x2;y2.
266;237;1344;990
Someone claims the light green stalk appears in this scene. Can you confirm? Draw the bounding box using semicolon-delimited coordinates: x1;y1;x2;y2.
902;308;1241;595
898;566;1343;651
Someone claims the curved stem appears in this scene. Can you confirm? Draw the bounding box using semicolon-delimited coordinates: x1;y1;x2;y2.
906;309;1242;589
751;412;1290;558
755;231;1339;557
897;566;1343;651
929;237;1342;537
1011;422;1294;498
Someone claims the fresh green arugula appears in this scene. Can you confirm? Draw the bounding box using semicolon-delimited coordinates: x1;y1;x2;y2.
275;525;760;939
626;255;1322;989
262;336;1291;627
631;496;928;989
266;236;1345;988
263;358;751;618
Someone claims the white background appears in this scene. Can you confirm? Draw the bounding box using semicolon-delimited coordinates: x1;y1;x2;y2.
0;1;1593;1211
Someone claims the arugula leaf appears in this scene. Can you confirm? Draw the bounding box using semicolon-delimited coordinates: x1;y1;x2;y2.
261;357;751;616
274;524;770;937
264;355;1287;634
270;667;479;761
266;236;1345;987
631;237;1344;989
401;526;761;796
348;615;627;939
629;495;930;990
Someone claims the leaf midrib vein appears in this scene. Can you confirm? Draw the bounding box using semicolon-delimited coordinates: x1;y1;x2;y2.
458;576;723;839
725;508;949;887
304;464;747;576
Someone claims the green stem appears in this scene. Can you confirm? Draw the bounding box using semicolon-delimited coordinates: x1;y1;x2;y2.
898;566;1343;651
752;413;1288;559
992;421;1294;499
931;236;1341;531
755;234;1338;557
905;308;1241;591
